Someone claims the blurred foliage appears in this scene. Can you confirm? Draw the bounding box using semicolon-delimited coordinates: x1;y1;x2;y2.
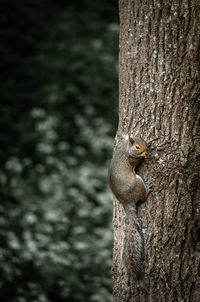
0;0;118;301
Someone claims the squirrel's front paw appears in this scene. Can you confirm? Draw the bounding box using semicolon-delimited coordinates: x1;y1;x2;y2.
146;182;153;192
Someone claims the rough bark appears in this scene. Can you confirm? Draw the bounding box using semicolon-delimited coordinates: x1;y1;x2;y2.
112;0;200;301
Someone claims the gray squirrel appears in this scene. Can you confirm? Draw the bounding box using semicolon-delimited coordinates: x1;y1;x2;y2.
108;135;151;279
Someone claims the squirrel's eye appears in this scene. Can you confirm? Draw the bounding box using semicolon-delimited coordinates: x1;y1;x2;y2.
135;145;140;150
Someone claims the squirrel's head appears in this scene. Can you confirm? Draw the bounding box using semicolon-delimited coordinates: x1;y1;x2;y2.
127;136;148;158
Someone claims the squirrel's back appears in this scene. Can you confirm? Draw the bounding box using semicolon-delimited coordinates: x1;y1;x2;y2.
108;141;135;204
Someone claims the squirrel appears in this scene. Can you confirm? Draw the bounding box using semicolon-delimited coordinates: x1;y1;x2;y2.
108;135;151;279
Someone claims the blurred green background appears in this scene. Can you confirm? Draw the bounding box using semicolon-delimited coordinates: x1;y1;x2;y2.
0;0;118;301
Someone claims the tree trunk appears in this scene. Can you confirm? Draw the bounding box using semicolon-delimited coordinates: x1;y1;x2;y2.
112;0;200;301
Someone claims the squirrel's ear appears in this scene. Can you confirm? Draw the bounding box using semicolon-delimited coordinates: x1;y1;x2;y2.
129;137;134;145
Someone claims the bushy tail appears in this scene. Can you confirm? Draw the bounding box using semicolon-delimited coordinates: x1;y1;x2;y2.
121;204;143;280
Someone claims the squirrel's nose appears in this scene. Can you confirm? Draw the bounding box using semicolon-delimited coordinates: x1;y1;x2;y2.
142;151;148;156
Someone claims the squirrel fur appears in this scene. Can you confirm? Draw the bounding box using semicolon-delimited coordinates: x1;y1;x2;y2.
108;135;150;279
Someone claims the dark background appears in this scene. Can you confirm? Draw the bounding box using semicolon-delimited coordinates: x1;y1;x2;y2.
0;1;118;301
